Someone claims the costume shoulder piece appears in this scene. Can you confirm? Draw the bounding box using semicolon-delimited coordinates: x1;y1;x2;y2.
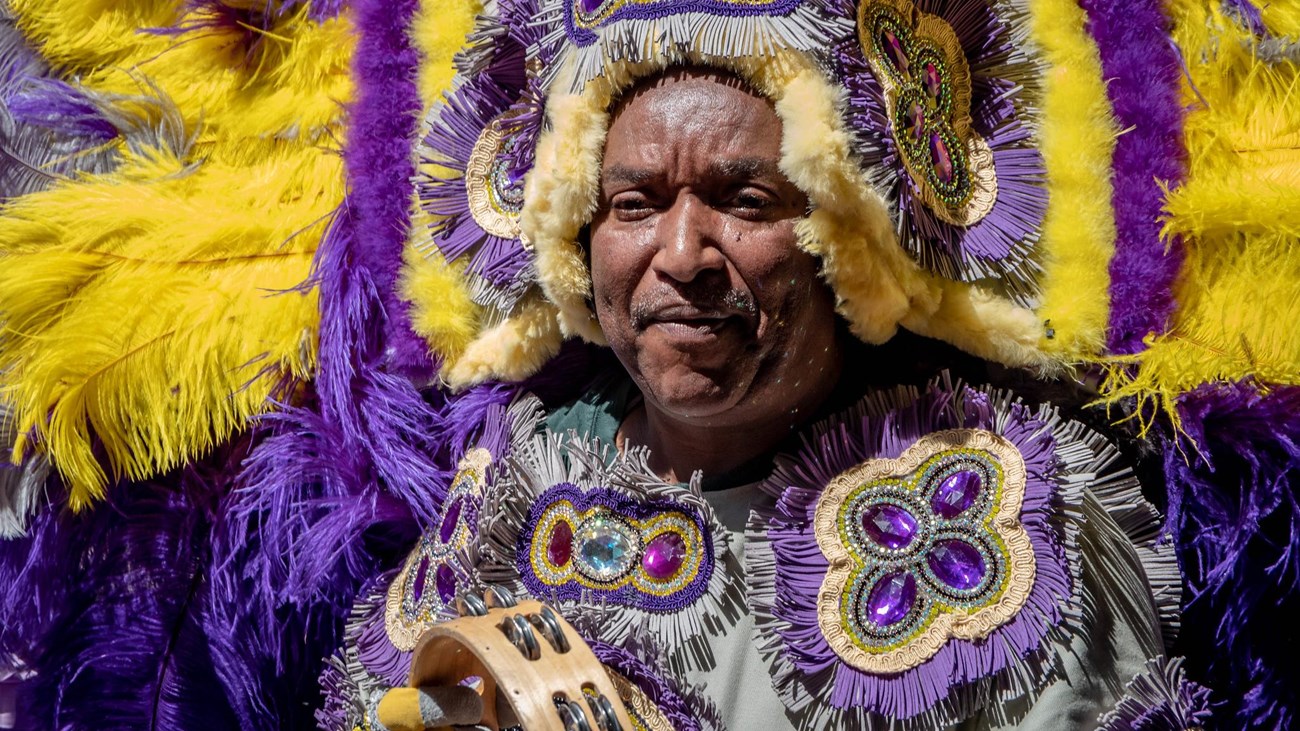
318;395;728;730
746;377;1181;729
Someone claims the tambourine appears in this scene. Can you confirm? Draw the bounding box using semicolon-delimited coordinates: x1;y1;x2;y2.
377;589;634;731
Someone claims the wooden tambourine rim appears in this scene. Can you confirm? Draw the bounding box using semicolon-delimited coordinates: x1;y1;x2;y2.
408;600;635;731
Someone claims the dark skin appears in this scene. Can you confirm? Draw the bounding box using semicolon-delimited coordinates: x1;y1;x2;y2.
590;68;844;483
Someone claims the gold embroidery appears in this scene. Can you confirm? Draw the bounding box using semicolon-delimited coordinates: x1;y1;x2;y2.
813;430;1035;674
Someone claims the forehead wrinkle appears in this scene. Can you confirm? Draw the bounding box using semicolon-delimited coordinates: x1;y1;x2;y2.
709;157;783;181
601;163;658;188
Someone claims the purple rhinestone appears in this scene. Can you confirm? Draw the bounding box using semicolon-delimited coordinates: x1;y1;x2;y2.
642;532;687;580
435;563;457;603
928;539;986;591
882;29;909;73
411;556;430;602
862;504;919;550
931;470;981;519
865;572;917;627
547;521;573;567
578;0;605;14
930;132;954;183
923;62;942;99
438;497;463;544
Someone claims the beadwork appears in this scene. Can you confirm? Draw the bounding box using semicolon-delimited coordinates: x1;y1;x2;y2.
521;484;712;611
465;118;528;241
384;449;492;650
813;430;1035;674
858;0;997;226
565;0;802;45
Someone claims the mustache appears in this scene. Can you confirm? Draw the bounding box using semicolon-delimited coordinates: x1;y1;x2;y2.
630;286;757;329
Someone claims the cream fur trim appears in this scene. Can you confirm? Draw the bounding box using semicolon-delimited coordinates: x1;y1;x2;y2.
453;47;1052;385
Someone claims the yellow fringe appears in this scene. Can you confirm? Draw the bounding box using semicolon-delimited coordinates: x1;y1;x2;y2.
1025;0;1119;360
1101;1;1300;428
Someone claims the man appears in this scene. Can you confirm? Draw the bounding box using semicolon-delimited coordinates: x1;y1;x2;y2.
346;65;1172;731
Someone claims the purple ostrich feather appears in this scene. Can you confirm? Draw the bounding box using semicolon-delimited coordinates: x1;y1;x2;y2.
836;0;1047;301
1164;383;1300;731
751;381;1076;722
1079;0;1187;354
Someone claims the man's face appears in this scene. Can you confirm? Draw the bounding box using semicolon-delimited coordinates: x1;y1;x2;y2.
590;69;842;425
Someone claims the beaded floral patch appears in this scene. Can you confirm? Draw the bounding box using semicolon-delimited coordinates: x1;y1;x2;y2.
813;430;1033;674
384;448;492;650
858;0;997;226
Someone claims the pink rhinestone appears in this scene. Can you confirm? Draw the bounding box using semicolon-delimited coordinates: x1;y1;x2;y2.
547;521;573;567
641;532;687;581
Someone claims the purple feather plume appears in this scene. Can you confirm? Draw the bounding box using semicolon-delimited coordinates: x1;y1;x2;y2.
1079;0;1187;355
1163;383;1300;731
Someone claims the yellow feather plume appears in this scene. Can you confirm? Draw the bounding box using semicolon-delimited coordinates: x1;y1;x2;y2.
1;2;355;506
1025;0;1119;360
1101;1;1300;427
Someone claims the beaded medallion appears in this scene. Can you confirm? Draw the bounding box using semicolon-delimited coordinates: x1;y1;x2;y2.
464;114;530;242
857;0;997;226
384;449;492;650
814;430;1033;674
521;483;711;611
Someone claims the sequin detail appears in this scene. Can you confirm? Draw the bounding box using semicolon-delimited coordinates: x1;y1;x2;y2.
858;0;997;225
523;485;712;611
384;449;492;650
814;430;1035;673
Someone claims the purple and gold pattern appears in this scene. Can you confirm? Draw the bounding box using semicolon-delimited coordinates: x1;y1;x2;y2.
521;484;712;611
748;380;1081;727
838;0;1047;301
814;432;1034;674
384;449;492;650
858;0;996;224
563;0;804;47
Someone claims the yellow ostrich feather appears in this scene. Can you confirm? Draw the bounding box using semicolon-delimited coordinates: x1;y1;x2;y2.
9;1;355;144
0;2;356;505
1;138;338;507
1024;0;1120;360
1101;1;1300;427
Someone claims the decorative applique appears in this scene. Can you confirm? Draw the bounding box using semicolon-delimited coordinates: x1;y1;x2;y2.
747;379;1089;729
814;431;1035;674
384;448;492;651
839;0;1047;301
564;0;804;46
480;396;744;674
415;0;545;307
522;484;711;609
858;0;996;226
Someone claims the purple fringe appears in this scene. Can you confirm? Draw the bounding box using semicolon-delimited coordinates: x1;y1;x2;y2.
1080;0;1188;355
589;639;706;731
1164;383;1300;731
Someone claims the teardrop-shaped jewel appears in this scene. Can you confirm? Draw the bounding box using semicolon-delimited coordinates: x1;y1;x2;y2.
435;563;457;603
864;572;917;627
862;504;919;551
438;496;463;543
928;539;987;591
411;556;430;602
924;62;942;100
931;470;981;519
881;29;909;74
930;132;955;183
575;514;638;582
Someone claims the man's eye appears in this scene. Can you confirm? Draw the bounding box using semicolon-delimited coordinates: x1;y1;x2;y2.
611;194;652;212
734;193;770;209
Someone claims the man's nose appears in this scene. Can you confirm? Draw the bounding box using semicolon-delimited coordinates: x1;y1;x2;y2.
652;193;726;282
